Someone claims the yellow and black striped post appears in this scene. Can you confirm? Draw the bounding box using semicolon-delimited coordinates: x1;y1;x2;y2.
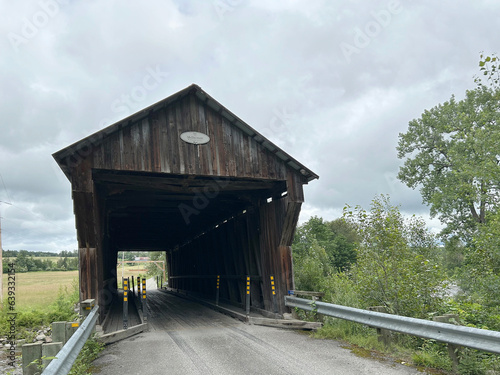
270;275;278;314
137;276;141;309
245;276;251;316
215;275;220;306
123;278;129;329
142;278;147;319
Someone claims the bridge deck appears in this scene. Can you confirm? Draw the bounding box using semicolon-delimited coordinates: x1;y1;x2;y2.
103;290;142;333
93;290;422;375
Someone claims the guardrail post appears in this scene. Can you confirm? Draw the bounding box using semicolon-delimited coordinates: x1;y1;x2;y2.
131;276;135;295
368;306;391;346
312;295;324;323
245;276;251;316
52;321;79;346
433;314;461;372
52;322;66;345
216;275;220;306
65;322;79;343
80;299;95;318
270;276;278;314
123;277;129;330
142;278;147;320
22;342;42;375
42;305;99;375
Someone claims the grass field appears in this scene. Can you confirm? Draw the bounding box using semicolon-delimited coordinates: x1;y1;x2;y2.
0;261;161;311
1;270;78;311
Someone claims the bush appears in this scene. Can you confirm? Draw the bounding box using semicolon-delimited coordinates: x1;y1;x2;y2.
68;335;105;375
0;281;79;339
344;196;447;318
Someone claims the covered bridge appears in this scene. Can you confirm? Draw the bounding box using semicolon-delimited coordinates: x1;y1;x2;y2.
53;84;318;321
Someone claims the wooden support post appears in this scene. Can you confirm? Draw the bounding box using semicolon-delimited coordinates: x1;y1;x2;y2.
368;306;391;346
433;314;461;372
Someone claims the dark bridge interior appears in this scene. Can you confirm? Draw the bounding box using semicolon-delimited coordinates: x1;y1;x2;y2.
53;84;318;323
96;170;285;251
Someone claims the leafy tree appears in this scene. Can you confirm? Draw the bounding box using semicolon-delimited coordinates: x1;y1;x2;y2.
397;85;500;240
460;209;500;307
344;195;446;318
293;216;358;272
293;239;332;292
475;52;499;89
15;250;37;272
145;251;166;281
441;236;466;274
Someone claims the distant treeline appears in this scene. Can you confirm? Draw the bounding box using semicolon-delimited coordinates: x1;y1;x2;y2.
2;249;78;257
2;249;78;273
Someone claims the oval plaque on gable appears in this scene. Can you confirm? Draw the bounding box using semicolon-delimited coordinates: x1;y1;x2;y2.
180;131;210;145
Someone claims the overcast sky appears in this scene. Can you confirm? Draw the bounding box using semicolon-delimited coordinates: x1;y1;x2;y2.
0;0;498;252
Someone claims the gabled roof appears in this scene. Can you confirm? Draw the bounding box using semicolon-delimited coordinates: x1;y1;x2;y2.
53;84;319;182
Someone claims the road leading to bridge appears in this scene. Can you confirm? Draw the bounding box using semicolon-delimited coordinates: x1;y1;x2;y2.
93;290;425;375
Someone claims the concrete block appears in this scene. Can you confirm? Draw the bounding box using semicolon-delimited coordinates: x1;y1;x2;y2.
65;321;79;342
22;341;42;375
51;322;66;344
41;342;63;369
80;299;96;317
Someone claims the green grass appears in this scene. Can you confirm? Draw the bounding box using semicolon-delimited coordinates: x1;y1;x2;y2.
2;270;78;311
0;270;79;341
312;318;454;374
69;335;105;375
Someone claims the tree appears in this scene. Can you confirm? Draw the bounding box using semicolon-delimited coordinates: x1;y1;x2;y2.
461;209;500;307
344;195;446;318
397;85;500;240
145;251;166;281
475;53;500;90
293;216;358;272
293;239;332;292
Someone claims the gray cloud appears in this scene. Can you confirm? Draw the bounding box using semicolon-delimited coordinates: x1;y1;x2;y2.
0;0;495;251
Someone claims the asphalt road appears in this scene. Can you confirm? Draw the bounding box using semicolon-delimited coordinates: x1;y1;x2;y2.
93;291;425;375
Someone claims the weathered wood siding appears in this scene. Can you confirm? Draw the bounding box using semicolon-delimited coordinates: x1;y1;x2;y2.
80;94;288;182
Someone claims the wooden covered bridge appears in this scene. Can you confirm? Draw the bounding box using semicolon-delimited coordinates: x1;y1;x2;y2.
53;84;318;321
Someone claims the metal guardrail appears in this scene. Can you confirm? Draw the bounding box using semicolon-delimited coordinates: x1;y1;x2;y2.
42;305;99;375
285;296;500;355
